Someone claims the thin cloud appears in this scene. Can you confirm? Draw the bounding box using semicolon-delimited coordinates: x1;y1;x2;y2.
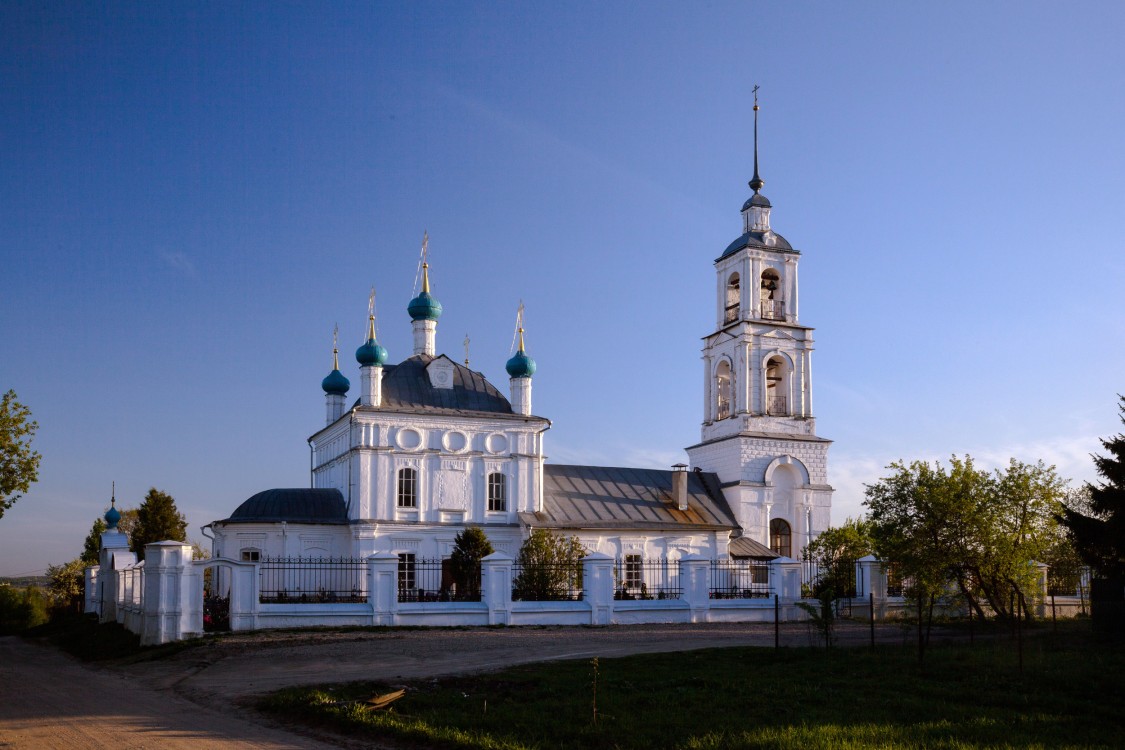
160;250;198;278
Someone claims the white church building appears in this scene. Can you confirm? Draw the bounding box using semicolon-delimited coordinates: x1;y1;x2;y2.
205;109;832;572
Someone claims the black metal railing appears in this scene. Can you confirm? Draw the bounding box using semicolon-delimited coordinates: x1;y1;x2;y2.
258;555;367;603
1046;566;1088;597
801;556;858;599
760;299;785;320
710;561;770;599
885;564;910;597
512;561;584;601
766;395;787;416
717;397;731;420
614;559;682;600
724;303;739;324
398;558;482;602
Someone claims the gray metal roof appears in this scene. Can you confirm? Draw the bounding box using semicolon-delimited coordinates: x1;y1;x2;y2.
719;230;795;259
729;536;779;560
223;488;349;524
361;354;515;417
521;464;738;531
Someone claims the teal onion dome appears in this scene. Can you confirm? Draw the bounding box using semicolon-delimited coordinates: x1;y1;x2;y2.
104;500;121;531
506;350;536;378
322;368;350;395
407;291;442;321
355;339;387;367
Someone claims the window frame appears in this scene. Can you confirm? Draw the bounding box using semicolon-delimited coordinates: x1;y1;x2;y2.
397;467;418;508
487;472;507;512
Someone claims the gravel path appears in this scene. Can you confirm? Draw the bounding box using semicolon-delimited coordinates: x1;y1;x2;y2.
0;621;927;749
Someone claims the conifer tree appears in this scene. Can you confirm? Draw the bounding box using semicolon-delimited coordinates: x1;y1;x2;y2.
1060;396;1125;580
81;517;106;564
449;526;494;599
130;488;187;560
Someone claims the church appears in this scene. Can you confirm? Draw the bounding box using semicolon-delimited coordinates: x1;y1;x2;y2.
205;105;833;573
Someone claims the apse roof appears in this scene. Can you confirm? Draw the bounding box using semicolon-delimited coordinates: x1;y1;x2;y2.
358;354;518;417
518;464;738;530
222;488;349;524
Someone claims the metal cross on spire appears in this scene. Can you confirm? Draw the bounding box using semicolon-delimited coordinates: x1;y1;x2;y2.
332;323;340;368
510;300;526;354
367;286;378;340
463;334;470;366
749;84;764;193
413;230;430;295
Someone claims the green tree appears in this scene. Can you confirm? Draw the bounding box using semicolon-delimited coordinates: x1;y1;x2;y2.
1059;396;1125;581
449;526;494;599
803;516;873;599
47;559;86;614
130;488;187;560
865;456;1065;644
0;390;42;520
81;517;107;565
0;585;49;634
512;529;586;601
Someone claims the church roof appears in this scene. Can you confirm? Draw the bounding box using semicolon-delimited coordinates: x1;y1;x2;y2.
358;354;519;417
222;488;349;524
728;536;779;560
719;230;795;259
519;464;738;531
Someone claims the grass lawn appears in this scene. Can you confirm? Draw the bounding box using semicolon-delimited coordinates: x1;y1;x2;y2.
260;624;1124;749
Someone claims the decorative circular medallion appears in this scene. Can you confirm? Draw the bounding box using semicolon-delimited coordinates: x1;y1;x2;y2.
442;430;469;453
486;432;509;455
395;428;423;450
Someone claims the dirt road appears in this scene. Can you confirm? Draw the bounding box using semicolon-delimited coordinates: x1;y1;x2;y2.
0;621;922;749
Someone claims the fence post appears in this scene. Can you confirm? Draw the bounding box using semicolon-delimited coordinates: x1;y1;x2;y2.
1033;561;1049;618
84;566;100;615
368;553;399;627
481;552;513;626
679;555;711;624
769;556;802;621
856;555;885;622
229;561;259;632
98;529;133;624
582;552;615;625
141;541;194;646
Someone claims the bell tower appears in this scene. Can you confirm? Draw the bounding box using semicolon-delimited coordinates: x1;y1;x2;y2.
686;90;833;557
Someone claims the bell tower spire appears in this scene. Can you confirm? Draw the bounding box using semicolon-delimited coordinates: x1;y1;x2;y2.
687;93;833;554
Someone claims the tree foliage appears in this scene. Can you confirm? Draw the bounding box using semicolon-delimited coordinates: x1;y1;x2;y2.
865;456;1066;627
449;526;494;598
512;529;586;601
130;488;187;560
804;516;873;598
1059;396;1125;580
0;584;49;634
0;390;42;520
47;559;86;613
82;517;107;565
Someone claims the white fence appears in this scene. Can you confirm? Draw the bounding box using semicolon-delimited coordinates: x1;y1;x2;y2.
83;546;1091;646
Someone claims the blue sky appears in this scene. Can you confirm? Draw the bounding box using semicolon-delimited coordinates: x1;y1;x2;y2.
2;2;1122;576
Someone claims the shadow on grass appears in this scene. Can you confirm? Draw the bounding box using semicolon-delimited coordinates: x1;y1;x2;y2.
260;624;1124;750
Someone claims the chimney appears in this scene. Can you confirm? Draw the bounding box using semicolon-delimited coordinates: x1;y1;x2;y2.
672;463;688;511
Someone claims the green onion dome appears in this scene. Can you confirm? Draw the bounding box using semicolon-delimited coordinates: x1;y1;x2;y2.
104;499;121;530
407;291;442;321
321;368;350;395
355;339;387;367
506;350;536;378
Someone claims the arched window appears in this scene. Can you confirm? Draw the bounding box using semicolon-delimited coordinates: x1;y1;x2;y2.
716;359;733;420
487;472;506;512
725;272;740;324
770;518;792;558
765;355;789;416
760;268;782;320
397;467;417;508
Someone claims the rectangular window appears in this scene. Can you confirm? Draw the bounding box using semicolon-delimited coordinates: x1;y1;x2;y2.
624;554;642;591
240;548;260;562
397;467;417;508
487;472;506;512
398;553;416;591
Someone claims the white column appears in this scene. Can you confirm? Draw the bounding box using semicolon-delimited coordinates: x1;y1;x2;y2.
750;256;761;318
360;365;383;407
412;319;436;356
702;355;713;423
510;377;532;416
